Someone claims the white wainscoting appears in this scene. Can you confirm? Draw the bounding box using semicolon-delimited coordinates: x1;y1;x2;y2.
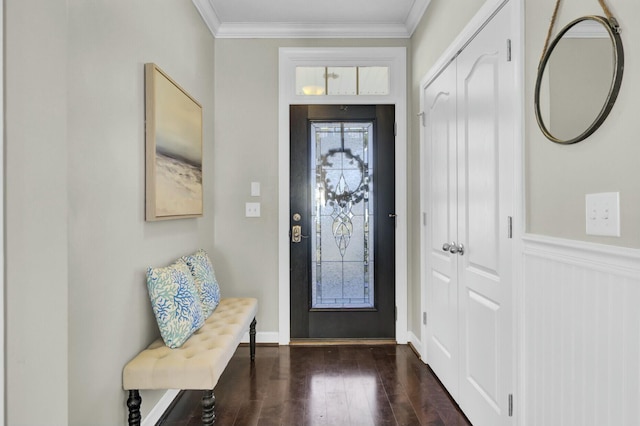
521;234;640;426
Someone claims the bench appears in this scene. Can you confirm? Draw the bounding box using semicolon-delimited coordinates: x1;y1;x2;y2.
122;297;258;425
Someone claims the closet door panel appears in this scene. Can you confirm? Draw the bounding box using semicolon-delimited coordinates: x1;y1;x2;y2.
458;47;503;424
456;2;515;425
463;58;500;277
424;61;460;399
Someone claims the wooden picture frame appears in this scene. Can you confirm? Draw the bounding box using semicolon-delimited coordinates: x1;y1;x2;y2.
145;63;203;221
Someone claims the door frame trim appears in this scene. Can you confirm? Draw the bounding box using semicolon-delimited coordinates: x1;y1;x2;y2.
0;1;5;421
278;47;408;345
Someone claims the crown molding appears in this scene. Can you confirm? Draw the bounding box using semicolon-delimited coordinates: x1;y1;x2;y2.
405;0;432;36
215;22;411;39
192;0;221;37
192;0;429;39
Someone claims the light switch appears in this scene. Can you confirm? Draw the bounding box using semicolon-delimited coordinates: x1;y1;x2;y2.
585;192;620;237
245;202;261;217
251;182;261;197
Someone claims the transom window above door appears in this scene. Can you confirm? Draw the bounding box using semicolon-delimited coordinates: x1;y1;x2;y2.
295;66;389;96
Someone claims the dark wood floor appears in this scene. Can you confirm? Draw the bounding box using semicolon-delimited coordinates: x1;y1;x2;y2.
158;344;471;426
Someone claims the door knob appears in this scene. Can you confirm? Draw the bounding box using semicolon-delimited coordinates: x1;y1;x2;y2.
442;243;451;252
291;225;309;243
449;242;464;256
292;225;301;243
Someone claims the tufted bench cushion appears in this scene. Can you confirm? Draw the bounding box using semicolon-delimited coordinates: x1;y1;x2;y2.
123;297;258;425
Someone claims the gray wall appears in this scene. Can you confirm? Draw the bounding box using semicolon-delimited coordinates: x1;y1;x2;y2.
7;0;216;424
67;1;216;423
6;0;69;423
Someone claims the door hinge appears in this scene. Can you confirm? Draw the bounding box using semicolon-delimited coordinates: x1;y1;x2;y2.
423;212;427;226
507;39;512;62
507;216;513;239
417;111;426;127
394;122;398;136
423;312;427;325
395;306;398;321
508;394;513;417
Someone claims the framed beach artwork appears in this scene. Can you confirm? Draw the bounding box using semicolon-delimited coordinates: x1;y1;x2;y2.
145;63;203;221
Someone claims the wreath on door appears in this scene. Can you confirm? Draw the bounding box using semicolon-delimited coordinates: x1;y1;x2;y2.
319;147;368;208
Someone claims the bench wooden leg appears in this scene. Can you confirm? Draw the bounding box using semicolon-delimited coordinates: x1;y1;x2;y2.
202;389;216;425
127;390;142;426
250;317;257;361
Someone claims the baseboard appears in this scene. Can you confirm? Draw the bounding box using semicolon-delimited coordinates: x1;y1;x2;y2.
240;331;421;346
241;331;279;344
141;389;180;426
289;339;396;346
406;331;424;360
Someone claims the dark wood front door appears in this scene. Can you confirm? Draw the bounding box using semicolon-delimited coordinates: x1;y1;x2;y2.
290;104;396;339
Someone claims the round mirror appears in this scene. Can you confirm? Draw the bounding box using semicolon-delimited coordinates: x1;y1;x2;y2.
534;16;624;144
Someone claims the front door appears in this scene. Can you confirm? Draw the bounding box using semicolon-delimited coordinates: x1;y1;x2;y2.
290;105;395;339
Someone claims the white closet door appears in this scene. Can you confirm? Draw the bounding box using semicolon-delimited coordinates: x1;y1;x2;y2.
456;2;515;425
424;60;460;399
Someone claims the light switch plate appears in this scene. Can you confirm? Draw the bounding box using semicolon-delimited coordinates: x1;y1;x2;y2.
245;202;261;217
585;192;620;237
251;182;261;197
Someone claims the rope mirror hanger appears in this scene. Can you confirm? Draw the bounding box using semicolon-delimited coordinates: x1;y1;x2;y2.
540;0;620;64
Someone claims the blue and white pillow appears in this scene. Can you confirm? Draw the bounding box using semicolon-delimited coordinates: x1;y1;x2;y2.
183;249;221;318
146;259;205;348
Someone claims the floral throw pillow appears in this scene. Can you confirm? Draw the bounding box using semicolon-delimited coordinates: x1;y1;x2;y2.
146;259;205;348
183;249;221;318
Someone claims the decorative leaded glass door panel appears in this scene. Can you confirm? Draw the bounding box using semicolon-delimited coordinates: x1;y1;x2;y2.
290;105;395;339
